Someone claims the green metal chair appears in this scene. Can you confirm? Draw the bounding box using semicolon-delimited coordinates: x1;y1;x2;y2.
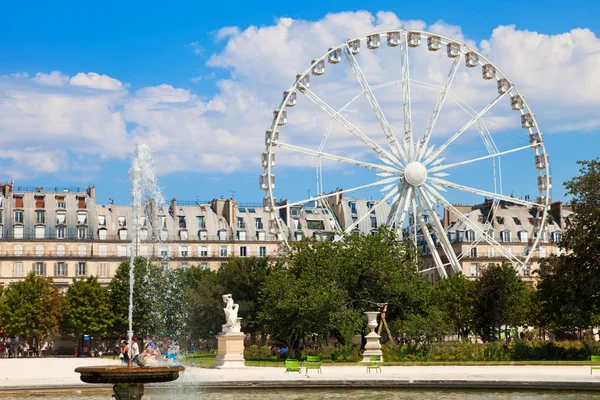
305;355;322;374
366;355;382;373
591;356;600;375
285;359;301;373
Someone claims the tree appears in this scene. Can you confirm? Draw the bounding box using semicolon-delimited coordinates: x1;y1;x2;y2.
108;257;167;337
536;159;600;334
183;267;224;341
435;273;476;340
473;264;531;342
63;276;112;338
0;272;63;343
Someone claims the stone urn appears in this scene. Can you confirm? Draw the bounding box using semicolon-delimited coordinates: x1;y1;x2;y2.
362;311;383;362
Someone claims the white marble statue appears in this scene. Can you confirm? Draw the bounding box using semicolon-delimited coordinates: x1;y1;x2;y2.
222;294;240;332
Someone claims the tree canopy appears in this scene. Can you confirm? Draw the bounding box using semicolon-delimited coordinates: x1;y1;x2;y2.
63;276;112;337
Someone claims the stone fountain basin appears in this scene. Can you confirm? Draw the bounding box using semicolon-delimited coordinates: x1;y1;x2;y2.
75;364;185;385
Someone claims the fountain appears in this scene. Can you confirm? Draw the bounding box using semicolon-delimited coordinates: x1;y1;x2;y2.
75;144;184;400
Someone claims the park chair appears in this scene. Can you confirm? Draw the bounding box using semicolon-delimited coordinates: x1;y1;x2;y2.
366;355;382;373
591;356;600;375
285;359;301;374
305;355;322;374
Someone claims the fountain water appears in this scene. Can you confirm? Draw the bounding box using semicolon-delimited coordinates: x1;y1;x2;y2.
76;144;184;400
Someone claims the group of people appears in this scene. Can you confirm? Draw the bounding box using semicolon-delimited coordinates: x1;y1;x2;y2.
119;337;177;366
1;338;50;358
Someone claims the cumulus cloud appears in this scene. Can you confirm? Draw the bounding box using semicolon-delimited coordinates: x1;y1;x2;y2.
0;12;599;185
69;72;124;91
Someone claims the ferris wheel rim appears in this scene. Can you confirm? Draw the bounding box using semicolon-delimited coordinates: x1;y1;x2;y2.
262;28;551;275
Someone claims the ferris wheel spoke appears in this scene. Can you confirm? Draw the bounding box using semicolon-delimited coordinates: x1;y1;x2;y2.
343;46;407;162
400;35;414;160
298;86;402;166
413;194;448;279
394;185;414;239
385;185;407;226
416;55;462;161
424;183;526;268
429;144;536;173
416;186;463;275
424;90;511;165
334;186;399;242
276;142;398;173
273;177;399;210
428;177;543;209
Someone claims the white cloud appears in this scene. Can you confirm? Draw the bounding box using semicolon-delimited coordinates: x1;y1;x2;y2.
9;72;29;79
69;72;124;91
0;12;599;185
33;71;69;86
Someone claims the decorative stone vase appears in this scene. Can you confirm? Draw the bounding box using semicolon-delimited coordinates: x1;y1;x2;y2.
362;311;383;363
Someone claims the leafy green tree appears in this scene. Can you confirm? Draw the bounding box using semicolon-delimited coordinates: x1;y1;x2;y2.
108;257;167;337
537;159;600;334
0;272;63;342
473;264;531;342
183;267;224;341
435;273;476;340
63;276;112;338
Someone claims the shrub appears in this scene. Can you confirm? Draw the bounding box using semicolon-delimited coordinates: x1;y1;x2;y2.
244;345;271;360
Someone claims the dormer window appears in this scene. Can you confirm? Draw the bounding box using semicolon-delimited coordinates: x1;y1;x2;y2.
237;217;245;229
14;195;23;208
56;196;65;209
465;230;475;241
98;215;106;226
349;201;357;215
77;197;86;209
35;195;45;209
518;230;528;243
500;230;511;242
255;218;264;230
197;216;205;229
159;215;167;229
118;216;126;227
14;210;23;224
56;211;66;225
77;211;87;225
551;231;561;243
178;216;186;229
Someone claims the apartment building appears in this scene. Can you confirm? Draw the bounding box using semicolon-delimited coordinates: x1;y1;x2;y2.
421;199;571;284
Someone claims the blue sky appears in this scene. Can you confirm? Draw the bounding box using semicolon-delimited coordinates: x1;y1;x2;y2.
1;0;599;206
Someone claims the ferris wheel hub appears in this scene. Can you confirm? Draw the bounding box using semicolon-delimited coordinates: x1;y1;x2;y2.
404;161;428;186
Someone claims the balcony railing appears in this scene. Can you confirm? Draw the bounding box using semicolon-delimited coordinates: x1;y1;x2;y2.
0;250;269;259
0;232;279;242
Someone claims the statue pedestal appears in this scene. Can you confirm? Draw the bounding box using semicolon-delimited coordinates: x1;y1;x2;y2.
212;332;246;369
361;311;383;363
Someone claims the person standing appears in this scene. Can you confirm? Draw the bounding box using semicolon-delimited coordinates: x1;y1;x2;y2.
120;341;129;364
131;338;139;364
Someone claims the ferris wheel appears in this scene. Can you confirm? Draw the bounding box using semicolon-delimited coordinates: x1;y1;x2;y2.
261;29;551;278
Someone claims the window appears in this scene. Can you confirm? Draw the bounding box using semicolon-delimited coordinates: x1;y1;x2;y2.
352;216;358;224
56;227;66;239
159;246;170;258
513;217;521;225
35;196;45;208
240;246;247;257
56;197;65;208
470;247;478;257
237;231;247;240
197;216;206;229
518;231;528;243
139;229;148;241
307;220;325;230
77;245;86;257
36;245;44;256
218;230;228;240
56;211;66;225
200;262;209;270
117;245;128;257
255;218;264;230
523;265;531;277
36;210;45;224
552;231;561;243
35;225;45;239
13;226;23;239
237;217;245;229
178;216;186;229
55;262;67;277
219;246;228;257
77;212;87;225
291;207;301;217
14;210;23;224
500;230;511;242
159;215;167;229
370;216;377;229
259;246;267;257
349;201;357;214
180;262;189;269
0;225;3;239
98;215;106;226
13;262;23;277
160;262;169;270
97;263;107;277
118;216;126;227
0;210;3;224
470;263;477;277
57;245;65;257
139;245;150;257
34;262;46;276
256;231;266;241
77;197;86;209
99;245;107;257
465;230;475;241
199;230;208;240
76;262;86;277
305;209;313;214
14;196;23;208
178;246;189;257
118;229;128;240
488;247;495;258
78;227;87;239
179;230;188;240
248;208;256;213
